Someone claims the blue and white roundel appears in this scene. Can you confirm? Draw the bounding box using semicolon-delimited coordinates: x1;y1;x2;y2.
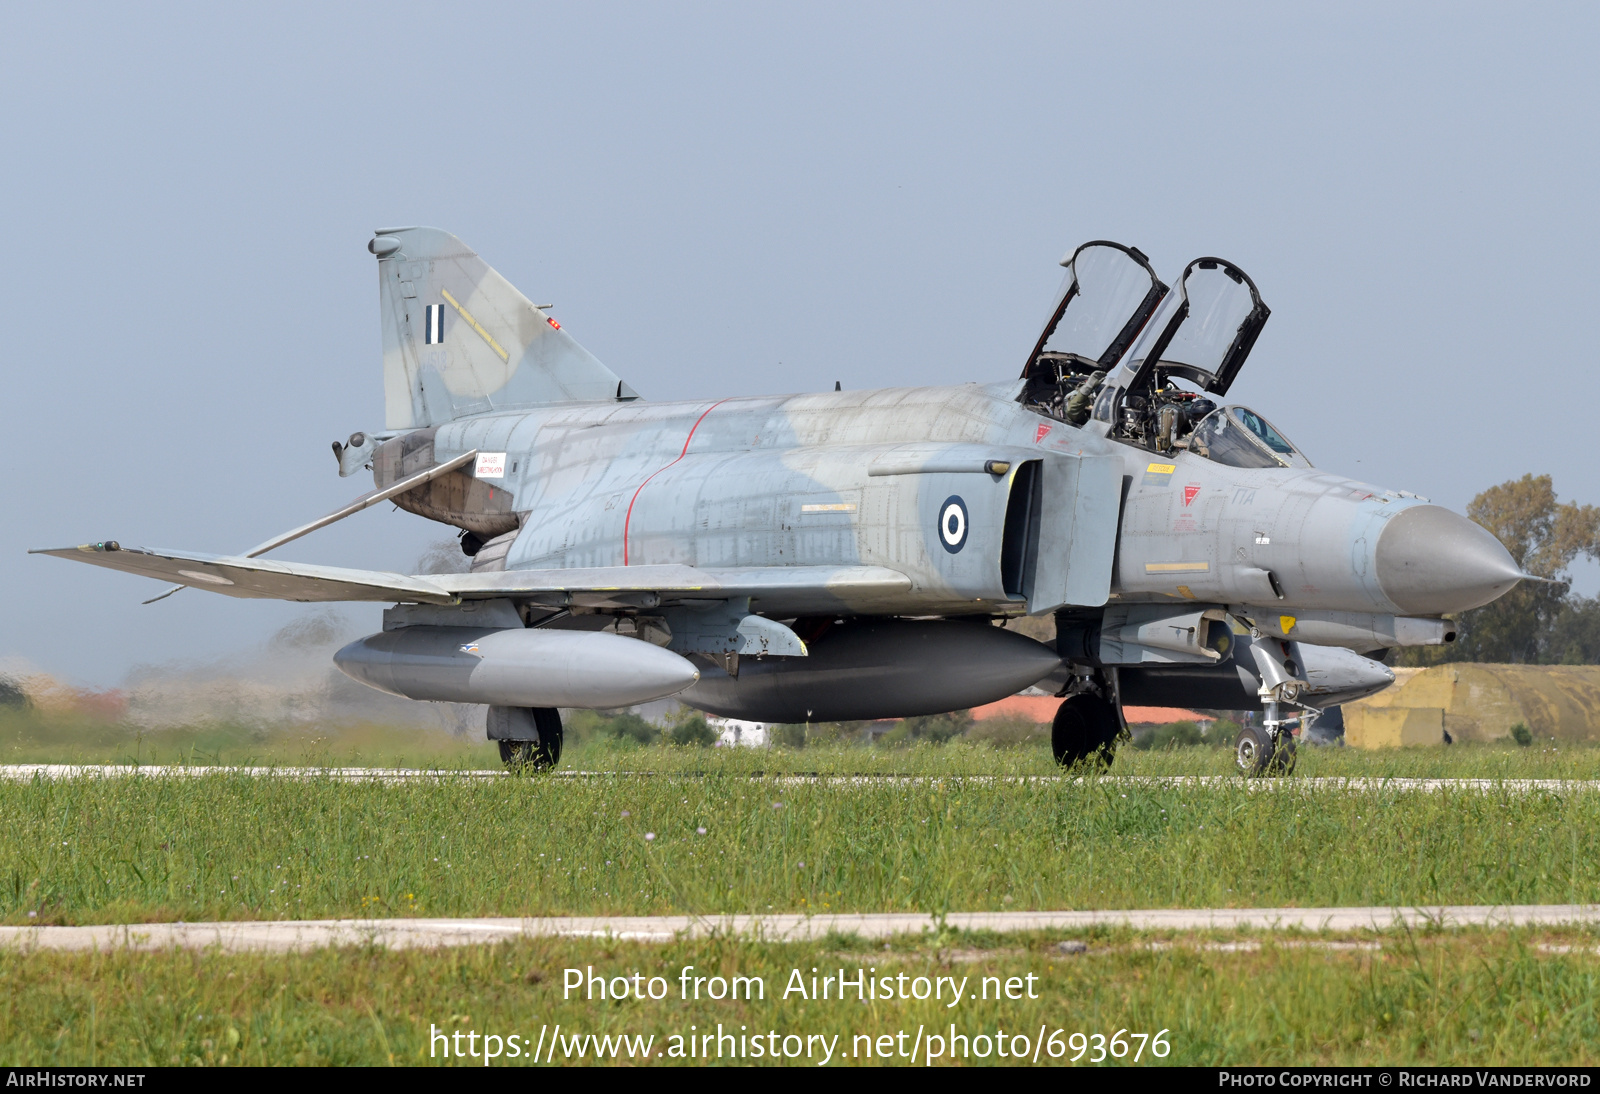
939;495;968;553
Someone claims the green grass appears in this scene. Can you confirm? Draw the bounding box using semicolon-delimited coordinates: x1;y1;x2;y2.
3;763;1599;926
6;712;1600;1067
0;709;504;769
4;706;1599;780
4;930;1600;1065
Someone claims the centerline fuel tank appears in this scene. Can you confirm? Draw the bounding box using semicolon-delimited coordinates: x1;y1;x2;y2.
680;619;1061;723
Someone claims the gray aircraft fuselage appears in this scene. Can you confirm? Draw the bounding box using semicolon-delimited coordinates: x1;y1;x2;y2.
381;380;1500;624
38;228;1524;765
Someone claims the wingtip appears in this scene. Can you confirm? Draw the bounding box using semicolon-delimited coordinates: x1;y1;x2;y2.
30;541;122;555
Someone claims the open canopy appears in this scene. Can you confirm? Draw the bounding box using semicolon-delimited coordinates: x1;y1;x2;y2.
1022;241;1167;381
1115;257;1269;397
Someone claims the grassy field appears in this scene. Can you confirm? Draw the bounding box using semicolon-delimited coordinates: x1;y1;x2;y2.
3;929;1599;1066
5;711;1600;1067
0;708;505;769
3;759;1598;926
3;705;1598;779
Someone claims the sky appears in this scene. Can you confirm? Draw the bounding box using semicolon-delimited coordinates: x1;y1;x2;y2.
2;2;1597;685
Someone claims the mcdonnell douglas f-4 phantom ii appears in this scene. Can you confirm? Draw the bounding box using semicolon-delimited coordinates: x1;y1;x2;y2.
36;230;1529;773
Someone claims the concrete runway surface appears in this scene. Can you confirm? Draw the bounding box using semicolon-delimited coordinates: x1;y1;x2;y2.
3;906;1599;953
0;765;1595;795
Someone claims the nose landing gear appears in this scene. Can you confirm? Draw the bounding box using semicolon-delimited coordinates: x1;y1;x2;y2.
1235;695;1308;776
1234;721;1296;776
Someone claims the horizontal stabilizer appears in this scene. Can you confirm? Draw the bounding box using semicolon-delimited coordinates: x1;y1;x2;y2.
32;543;911;613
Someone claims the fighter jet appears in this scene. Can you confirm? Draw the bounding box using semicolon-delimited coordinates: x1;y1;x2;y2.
35;230;1526;774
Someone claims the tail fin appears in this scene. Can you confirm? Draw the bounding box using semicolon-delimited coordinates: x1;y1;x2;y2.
369;227;639;429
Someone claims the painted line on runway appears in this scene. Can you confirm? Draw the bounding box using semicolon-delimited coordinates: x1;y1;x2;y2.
0;765;1595;794
4;906;1599;953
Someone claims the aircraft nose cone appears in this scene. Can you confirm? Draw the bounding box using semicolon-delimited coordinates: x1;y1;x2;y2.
1375;505;1523;615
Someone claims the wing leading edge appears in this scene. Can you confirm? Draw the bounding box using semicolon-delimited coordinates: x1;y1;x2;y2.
30;543;912;612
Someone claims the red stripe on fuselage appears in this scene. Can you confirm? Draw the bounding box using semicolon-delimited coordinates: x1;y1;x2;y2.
622;399;729;566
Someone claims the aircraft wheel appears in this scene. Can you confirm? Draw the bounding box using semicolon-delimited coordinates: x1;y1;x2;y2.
1235;724;1295;777
1052;694;1119;769
499;708;564;771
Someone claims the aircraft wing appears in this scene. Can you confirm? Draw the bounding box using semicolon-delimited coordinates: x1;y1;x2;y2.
31;542;912;612
30;543;460;604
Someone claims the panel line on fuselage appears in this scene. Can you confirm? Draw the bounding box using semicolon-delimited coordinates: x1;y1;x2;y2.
621;399;731;566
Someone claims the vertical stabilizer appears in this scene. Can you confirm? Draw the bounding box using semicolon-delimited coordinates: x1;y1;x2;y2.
369;227;637;429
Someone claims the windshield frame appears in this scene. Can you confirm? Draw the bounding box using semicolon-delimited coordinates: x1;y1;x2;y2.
1189;405;1313;469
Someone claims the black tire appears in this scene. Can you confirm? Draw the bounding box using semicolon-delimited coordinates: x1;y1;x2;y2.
1052;694;1121;769
499;708;563;771
1235;724;1296;776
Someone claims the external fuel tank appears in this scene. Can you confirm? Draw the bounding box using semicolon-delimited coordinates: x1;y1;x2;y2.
680;619;1061;723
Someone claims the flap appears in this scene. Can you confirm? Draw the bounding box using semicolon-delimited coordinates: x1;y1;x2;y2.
440;565;913;612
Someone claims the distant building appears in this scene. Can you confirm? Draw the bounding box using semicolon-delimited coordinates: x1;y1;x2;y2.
708;717;770;748
970;693;1212;728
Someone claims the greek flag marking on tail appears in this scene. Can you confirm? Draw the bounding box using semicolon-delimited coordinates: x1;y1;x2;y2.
424;303;444;344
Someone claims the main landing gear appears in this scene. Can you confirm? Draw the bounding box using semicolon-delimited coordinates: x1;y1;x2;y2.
491;707;564;771
1051;692;1122;769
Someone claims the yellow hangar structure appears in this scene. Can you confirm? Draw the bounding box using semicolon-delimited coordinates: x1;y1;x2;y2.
1343;664;1600;748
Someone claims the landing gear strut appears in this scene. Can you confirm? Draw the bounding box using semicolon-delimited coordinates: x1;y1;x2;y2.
1052;692;1121;769
492;707;564;771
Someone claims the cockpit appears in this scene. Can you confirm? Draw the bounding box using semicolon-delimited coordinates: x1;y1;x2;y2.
1020;243;1310;469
